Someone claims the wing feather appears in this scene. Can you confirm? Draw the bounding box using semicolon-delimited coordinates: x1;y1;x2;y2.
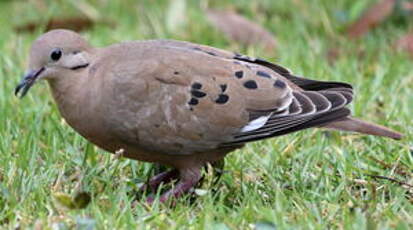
138;41;355;149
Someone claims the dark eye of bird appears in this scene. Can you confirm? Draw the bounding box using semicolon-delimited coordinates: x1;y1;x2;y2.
50;48;62;61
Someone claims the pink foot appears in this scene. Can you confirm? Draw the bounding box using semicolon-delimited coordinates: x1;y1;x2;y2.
139;169;179;193
147;167;202;204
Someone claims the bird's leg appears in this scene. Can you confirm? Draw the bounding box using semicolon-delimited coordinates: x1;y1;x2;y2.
147;167;202;204
139;169;179;192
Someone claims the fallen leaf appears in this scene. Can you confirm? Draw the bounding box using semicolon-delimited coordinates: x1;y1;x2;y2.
206;9;277;52
15;17;94;33
395;33;413;56
15;17;115;33
53;191;91;210
73;191;92;209
53;192;76;209
347;0;396;38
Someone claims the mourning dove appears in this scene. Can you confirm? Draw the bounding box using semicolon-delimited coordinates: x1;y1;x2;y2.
16;29;403;203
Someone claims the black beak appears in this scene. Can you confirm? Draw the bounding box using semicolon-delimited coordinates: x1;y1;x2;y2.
15;67;45;98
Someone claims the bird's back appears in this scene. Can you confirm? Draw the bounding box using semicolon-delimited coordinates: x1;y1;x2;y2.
88;40;353;157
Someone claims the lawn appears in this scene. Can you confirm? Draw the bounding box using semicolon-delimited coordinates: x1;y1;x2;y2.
0;0;412;229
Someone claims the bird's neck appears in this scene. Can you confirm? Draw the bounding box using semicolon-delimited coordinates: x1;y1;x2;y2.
47;72;94;130
47;68;117;151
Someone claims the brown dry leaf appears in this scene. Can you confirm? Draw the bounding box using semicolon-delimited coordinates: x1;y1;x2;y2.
347;0;396;39
15;17;114;33
395;33;413;56
206;9;277;52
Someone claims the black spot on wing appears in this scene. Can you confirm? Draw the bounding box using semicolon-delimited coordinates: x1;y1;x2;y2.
243;80;258;89
220;84;227;92
188;98;199;105
235;71;244;79
205;51;217;56
239;56;353;91
274;80;287;89
256;71;271;79
191;90;206;98
192;82;202;90
215;94;229;104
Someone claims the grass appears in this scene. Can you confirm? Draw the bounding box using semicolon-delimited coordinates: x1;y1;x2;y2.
0;0;412;229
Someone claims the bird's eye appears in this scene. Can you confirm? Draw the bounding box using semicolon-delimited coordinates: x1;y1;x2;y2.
50;48;62;61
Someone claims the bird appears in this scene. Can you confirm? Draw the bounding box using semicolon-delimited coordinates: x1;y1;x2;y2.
16;29;403;203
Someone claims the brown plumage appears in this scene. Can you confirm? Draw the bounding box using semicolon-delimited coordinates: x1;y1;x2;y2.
16;30;403;203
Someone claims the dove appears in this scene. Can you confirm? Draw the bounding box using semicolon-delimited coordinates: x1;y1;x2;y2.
16;29;403;203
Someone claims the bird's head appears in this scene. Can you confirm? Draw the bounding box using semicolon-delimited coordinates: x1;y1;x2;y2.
15;29;92;97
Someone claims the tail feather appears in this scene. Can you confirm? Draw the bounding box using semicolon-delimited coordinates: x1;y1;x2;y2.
322;117;403;140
